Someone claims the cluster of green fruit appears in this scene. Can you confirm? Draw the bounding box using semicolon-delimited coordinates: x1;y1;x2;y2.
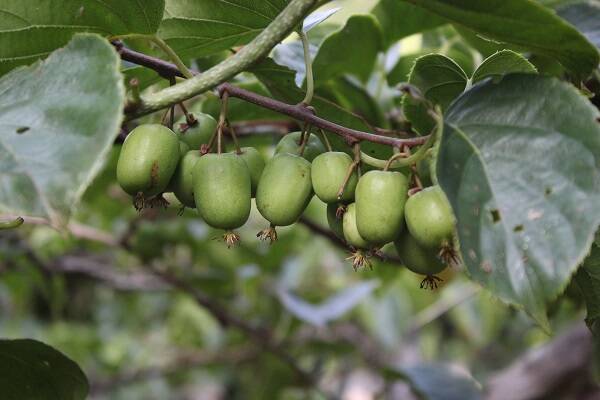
116;112;457;285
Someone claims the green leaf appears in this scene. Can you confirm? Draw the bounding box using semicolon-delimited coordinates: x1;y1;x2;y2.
437;74;600;330
0;34;125;226
471;50;538;84
575;244;600;381
384;363;482;400
576;245;600;325
403;54;467;135
557;0;600;50
403;0;599;78
371;0;446;48
312;15;383;84
277;281;378;327
0;0;165;75
0;339;88;400
159;0;286;60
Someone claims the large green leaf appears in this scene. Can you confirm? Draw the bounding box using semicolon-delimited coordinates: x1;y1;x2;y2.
0;0;165;76
159;0;287;60
385;363;482;400
311;15;383;84
403;54;467;135
471;50;537;84
403;0;599;78
0;34;125;226
0;339;88;400
371;0;446;48
437;74;600;329
557;0;600;50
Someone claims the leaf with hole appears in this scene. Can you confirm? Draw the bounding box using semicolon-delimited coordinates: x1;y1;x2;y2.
0;34;124;226
437;74;600;330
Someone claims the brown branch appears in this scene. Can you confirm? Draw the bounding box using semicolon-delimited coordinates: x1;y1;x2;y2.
90;346;257;394
114;42;428;148
148;267;315;386
486;323;598;400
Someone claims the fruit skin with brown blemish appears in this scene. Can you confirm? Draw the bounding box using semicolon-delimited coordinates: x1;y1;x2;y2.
404;186;455;249
117;124;180;197
355;170;408;245
275;131;326;162
193;153;251;229
256;153;312;226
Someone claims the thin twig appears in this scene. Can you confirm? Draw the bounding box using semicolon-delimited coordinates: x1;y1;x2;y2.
114;44;428;148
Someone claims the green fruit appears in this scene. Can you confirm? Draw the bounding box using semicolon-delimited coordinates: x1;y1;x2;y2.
311;152;358;203
343;203;371;249
405;186;455;249
192;153;251;229
117;124;180;197
275;131;326;162
176;113;217;150
326;203;344;240
256;153;312;226
171;150;202;208
179;141;191;156
233;147;265;197
355;170;408;245
394;233;446;276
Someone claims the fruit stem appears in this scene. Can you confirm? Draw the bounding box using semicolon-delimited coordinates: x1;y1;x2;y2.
178;102;197;126
299;30;314;106
128;78;141;105
298;122;311;157
337;143;361;199
319;128;333;152
227;121;243;154
217;92;230;154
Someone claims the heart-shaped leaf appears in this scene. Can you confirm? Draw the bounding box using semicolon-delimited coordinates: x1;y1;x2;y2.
437;74;600;330
0;339;88;400
471;50;537;84
403;54;467;134
0;34;125;226
0;0;165;75
403;0;599;78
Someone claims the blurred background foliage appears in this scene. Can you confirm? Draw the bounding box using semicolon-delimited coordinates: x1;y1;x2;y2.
1;0;597;398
